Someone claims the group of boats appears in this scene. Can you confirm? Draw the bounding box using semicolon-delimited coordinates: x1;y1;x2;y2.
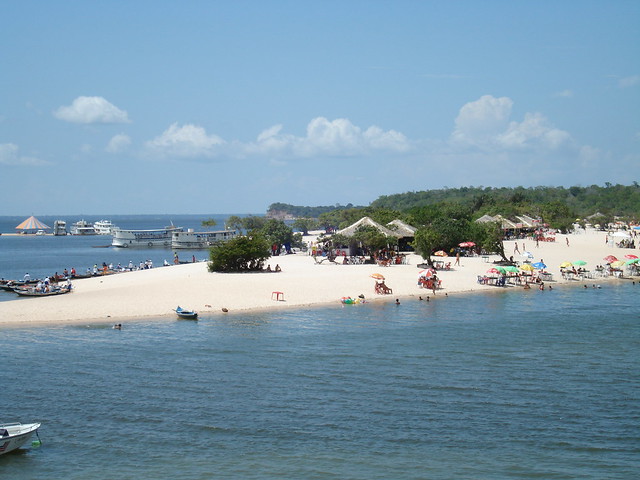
0;279;73;297
53;219;116;236
0;422;41;456
112;225;237;249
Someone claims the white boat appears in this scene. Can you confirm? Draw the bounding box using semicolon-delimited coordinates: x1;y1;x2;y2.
70;220;97;235
53;219;67;236
0;422;41;455
94;219;116;235
171;229;237;249
112;225;183;248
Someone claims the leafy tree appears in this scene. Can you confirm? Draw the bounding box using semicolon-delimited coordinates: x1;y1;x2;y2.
208;233;271;272
412;227;443;267
292;218;317;235
477;222;508;261
262;219;294;248
201;218;217;229
225;215;244;231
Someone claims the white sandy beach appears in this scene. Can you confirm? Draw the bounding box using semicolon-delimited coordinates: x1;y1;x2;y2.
0;230;637;327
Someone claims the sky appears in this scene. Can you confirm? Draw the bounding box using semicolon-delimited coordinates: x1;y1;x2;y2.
1;1;639;215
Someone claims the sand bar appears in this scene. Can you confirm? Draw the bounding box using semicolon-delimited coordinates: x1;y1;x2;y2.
0;230;637;327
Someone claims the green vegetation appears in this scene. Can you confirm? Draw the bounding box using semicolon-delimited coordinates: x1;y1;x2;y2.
267;202;361;218
201;218;217;229
207;233;271;272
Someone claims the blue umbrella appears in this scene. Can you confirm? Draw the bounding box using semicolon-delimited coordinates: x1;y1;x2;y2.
532;261;546;269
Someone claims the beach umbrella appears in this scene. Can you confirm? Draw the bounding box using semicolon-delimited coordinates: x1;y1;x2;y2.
418;269;435;277
610;260;625;268
603;255;618;263
15;215;51;232
487;267;506;275
624;254;638;259
434;250;448;257
370;273;385;280
459;241;475;247
520;264;534;272
504;266;519;273
521;251;534;259
625;259;639;265
572;260;587;266
560;261;573;268
532;261;546;269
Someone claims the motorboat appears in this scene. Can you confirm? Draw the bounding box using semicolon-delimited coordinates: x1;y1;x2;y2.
175;306;198;320
0;422;41;455
112;225;183;248
53;219;67;235
94;219;116;235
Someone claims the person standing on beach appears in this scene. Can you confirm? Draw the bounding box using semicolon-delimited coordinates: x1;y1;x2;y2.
455;252;460;266
566;237;570;247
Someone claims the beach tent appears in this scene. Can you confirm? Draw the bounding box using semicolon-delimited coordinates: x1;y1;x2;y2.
336;217;401;238
15;215;50;233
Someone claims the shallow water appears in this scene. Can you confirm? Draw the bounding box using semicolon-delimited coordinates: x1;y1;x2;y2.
2;282;639;479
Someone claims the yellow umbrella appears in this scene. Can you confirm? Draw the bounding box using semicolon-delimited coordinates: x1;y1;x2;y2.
560;261;572;268
520;264;534;271
610;260;625;268
370;273;385;280
434;250;448;257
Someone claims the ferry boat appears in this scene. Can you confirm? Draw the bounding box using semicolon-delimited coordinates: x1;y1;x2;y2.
70;220;97;235
171;229;237;249
53;219;67;236
112;225;183;248
94;219;116;235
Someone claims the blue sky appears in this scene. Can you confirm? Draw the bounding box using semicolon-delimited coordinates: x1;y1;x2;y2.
1;1;638;215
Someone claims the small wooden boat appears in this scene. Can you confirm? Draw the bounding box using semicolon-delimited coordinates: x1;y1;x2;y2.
175;306;198;320
0;422;41;455
14;286;72;297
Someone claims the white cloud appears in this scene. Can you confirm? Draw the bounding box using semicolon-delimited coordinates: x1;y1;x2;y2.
451;95;572;152
451;95;513;146
106;134;132;153
145;123;225;158
249;117;410;158
54;96;131;124
0;143;48;166
619;75;639;88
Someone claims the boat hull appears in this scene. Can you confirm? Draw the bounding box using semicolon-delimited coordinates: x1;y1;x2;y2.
0;423;40;455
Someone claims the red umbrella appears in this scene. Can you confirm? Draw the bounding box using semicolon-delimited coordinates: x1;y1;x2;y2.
418;269;436;277
624;254;638;259
459;241;476;247
603;255;618;263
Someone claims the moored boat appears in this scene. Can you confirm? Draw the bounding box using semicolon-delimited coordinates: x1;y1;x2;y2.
94;219;116;235
112;225;183;248
171;229;237;249
175;306;198;319
70;220;97;235
13;285;73;297
0;422;41;455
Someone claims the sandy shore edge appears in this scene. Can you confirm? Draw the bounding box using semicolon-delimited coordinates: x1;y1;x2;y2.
1;231;637;328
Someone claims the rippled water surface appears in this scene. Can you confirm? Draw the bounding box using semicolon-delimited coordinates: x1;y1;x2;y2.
2;283;639;479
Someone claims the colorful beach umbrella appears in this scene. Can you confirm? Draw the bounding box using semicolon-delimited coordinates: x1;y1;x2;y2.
459;241;475;247
521;251;534;259
610;261;625;268
370;273;385;280
504;266;519;273
572;260;587;266
603;255;618;263
624;254;638;260
520;264;534;271
418;269;436;277
15;215;50;232
626;258;639;265
487;267;506;275
433;250;448;257
532;262;547;269
560;261;573;268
